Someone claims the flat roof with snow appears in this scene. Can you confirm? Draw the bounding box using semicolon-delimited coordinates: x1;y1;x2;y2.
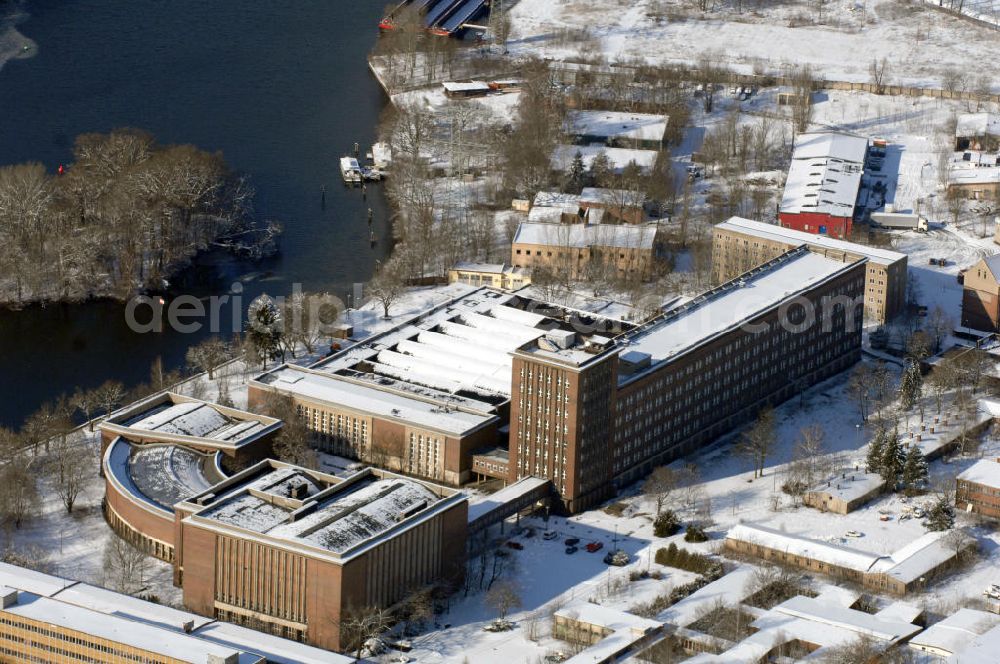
717;216;906;265
580;187;646;207
727;522;884;573
806;472;885;502
513;221;657;249
618;249;857;375
0;563;352;663
958;459;1000;488
957;112;1000;138
780;131;867;218
1;591;260;664
189;463;464;561
104;393;281;451
566;110;668;144
104;437;220;514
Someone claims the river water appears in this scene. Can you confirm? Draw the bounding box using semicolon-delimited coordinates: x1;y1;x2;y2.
0;1;394;427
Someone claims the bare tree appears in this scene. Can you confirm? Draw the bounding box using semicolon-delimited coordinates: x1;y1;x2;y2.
340;605;392;659
643;466;678;516
485;579;522;623
258;394;318;469
48;436;90;513
869;57;890;95
93;380;126;422
0;461;39;529
185;336;231;380
738;407;775;479
367;263;405;319
101;537;150;594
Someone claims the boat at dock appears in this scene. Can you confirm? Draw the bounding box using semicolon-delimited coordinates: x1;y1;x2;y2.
340;156;362;185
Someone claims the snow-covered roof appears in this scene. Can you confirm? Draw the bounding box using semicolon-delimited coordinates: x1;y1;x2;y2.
956;112;1000;138
958;459;1000;487
104;438;218;514
467;476;551;523
513;221;657;249
805;471;885;502
194;465;464;561
191;622;353;664
300;288;549;403
780;131;867;217
949;164;1000;185
947;624;1000;662
0;563;352;663
618;250;855;376
726;523;884;573
533;191;582;208
1;591;259;664
261;366;499;436
566;110;668;144
910;609;999;657
527;206;572;224
0;562;74;597
774;595;921;643
442;80;490;92
559;603;662;664
579;187;646;208
657;565;759;627
717;216;906;265
106;393;279;451
790;131;869;162
871;529;971;585
551;144;659;174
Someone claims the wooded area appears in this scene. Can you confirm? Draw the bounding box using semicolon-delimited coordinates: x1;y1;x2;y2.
0;128;279;306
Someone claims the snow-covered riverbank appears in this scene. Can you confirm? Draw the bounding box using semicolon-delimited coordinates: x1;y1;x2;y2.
0;4;36;72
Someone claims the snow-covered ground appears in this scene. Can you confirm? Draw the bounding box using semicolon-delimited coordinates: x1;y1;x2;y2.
507;0;1000;91
0;4;35;73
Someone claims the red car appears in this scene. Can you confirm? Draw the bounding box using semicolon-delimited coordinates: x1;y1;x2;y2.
505;541;524;550
585;541;603;553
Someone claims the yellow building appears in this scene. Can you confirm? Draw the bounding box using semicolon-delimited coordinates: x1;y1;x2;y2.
448;262;532;291
712;217;908;323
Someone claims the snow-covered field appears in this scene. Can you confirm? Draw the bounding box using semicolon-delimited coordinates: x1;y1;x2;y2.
508;0;1000;91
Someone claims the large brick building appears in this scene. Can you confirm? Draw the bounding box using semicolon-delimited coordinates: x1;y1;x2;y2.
779;131;868;239
712;216;908;323
511;221;658;281
508;248;867;511
956;458;1000;518
961;255;1000;332
100;394;284;563
174;461;467;652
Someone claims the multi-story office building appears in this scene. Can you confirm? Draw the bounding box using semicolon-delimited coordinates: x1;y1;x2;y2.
508;248;866;511
175;461;467;652
0;562;348;664
100;393;284;563
712;216;907;323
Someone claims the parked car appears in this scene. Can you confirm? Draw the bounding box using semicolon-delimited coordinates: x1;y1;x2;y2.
845;530;864;538
585;541;604;553
565;537;580;547
565;546;578;555
543;531;558;541
505;541;524;550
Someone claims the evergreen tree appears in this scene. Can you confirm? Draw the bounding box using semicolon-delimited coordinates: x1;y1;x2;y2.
654;509;681;537
898;361;923;411
246;294;283;369
880;430;906;489
566;151;586;193
901;445;928;495
925;496;955;531
589;151;613;188
865;428;886;475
